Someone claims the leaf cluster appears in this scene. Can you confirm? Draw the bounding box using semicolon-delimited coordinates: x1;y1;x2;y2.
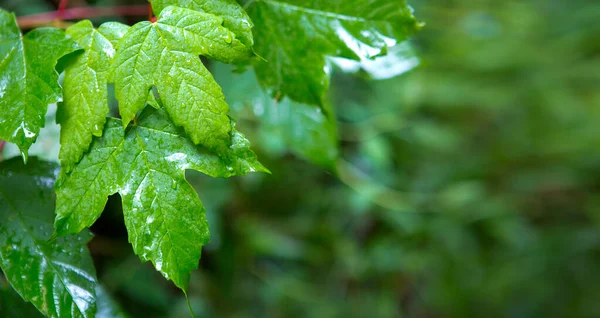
0;0;420;316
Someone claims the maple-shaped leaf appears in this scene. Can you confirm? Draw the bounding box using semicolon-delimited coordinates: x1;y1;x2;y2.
0;9;80;161
0;158;97;318
110;6;252;154
150;0;254;48
54;107;267;291
246;0;422;106
58;21;129;172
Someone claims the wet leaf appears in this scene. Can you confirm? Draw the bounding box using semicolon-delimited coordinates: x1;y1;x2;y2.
0;158;97;317
0;277;44;318
55;107;267;291
110;6;252;154
150;0;254;48
58;21;129;172
246;0;421;106
0;9;80;161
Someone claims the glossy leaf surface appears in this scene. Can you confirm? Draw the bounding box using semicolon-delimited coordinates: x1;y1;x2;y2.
150;0;254;47
246;0;421;106
58;21;129;172
110;6;251;154
55;107;266;291
0;158;97;317
214;64;338;168
0;9;80;161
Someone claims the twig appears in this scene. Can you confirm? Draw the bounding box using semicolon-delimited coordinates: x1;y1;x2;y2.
57;0;69;19
17;5;148;28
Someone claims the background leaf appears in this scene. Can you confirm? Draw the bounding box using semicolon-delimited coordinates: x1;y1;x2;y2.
0;276;44;318
0;158;97;317
213;63;339;168
246;0;421;106
0;9;80;161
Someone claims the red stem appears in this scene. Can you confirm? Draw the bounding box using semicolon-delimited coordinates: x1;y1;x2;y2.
17;5;148;28
58;0;69;19
0;140;5;153
148;3;157;23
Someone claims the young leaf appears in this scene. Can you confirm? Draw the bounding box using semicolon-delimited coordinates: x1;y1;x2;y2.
58;21;129;172
150;0;254;48
55;107;267;291
246;0;422;106
0;9;80;161
0;158;97;318
110;6;251;154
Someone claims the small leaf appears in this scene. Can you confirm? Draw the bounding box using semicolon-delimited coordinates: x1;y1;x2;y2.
58;20;129;172
110;6;251;154
150;0;254;48
246;0;422;106
0;158;97;317
0;9;80;161
55;107;266;291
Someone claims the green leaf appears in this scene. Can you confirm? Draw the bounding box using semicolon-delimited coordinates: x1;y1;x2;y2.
246;0;421;106
150;0;254;48
95;285;126;318
331;41;420;80
0;277;44;318
0;9;80;161
58;21;129;172
214;63;339;168
55;107;266;291
110;6;251;154
0;158;97;317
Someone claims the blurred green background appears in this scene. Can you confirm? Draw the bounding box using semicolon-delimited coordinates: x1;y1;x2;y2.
2;0;600;317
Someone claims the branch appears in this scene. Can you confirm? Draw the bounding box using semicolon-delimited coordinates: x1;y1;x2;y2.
17;5;148;28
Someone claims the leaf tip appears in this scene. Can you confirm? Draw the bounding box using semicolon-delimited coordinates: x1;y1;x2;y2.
19;149;29;164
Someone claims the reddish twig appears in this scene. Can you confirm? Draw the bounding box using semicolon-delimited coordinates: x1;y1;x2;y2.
17;5;148;28
148;3;157;22
0;140;5;153
57;0;69;19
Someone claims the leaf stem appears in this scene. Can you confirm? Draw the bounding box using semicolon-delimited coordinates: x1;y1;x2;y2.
16;5;148;28
0;140;5;162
